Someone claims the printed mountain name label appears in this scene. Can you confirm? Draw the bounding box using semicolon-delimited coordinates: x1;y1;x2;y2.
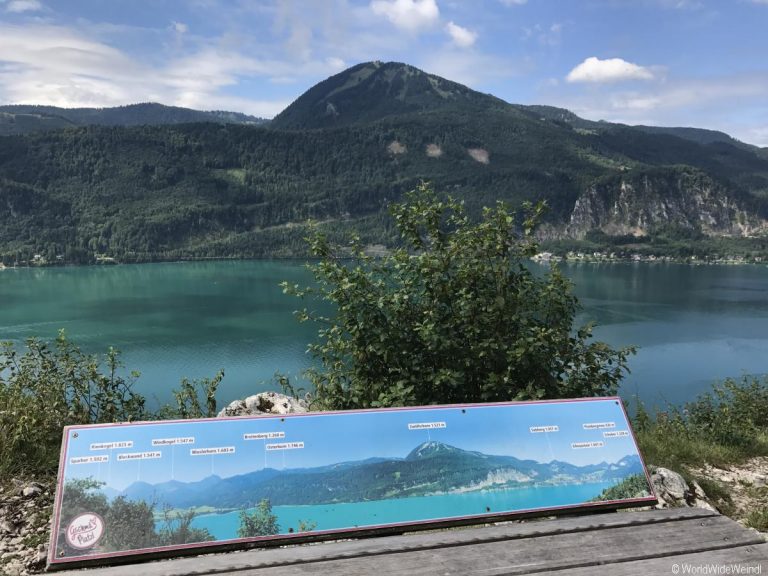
408;422;447;430
69;456;109;465
117;451;161;461
190;447;235;455
244;432;285;440
89;441;132;450
530;425;559;433
571;441;605;449
266;442;304;450
583;422;615;430
152;437;195;446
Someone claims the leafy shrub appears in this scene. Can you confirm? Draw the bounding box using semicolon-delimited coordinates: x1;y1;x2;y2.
285;183;634;409
0;331;147;477
745;508;768;532
157;505;214;545
55;479;214;554
0;331;225;478
237;499;280;537
104;496;156;551
156;370;225;420
633;376;768;470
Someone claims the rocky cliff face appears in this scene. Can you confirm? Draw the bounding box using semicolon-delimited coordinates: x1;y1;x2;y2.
561;169;767;239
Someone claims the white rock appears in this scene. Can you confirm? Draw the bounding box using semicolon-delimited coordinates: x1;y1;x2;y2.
21;485;42;498
652;467;688;504
217;391;309;418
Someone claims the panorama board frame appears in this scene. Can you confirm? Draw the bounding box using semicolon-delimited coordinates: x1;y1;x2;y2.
48;397;657;569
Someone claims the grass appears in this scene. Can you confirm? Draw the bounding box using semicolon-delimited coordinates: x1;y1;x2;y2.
745;508;768;532
632;376;768;472
631;376;768;518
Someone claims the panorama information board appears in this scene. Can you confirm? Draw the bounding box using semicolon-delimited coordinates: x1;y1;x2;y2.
49;398;656;568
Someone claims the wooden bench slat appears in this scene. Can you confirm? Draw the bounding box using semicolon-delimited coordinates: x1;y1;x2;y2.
534;543;768;576
226;516;763;575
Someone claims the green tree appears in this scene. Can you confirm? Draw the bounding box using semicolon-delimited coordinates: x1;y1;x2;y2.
104;496;157;551
285;183;634;409
237;499;280;538
0;331;147;477
56;478;111;555
157;505;215;545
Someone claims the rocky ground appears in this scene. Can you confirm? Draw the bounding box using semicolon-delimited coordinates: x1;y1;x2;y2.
692;457;768;530
0;480;53;576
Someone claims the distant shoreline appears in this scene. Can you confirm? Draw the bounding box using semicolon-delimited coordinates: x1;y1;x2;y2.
3;253;767;270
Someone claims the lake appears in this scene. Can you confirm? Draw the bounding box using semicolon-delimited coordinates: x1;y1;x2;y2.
1;261;767;408
188;481;618;540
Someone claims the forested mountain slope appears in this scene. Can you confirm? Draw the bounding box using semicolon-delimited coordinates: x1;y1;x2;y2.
0;103;266;136
1;61;767;265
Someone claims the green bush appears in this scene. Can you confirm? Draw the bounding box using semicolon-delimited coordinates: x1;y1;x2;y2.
237;499;280;538
55;478;214;553
0;331;225;479
745;507;768;532
633;376;768;470
104;496;156;551
0;331;147;478
285;183;634;409
157;505;215;545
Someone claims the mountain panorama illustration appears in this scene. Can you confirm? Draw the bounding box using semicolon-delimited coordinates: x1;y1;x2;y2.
100;441;646;509
51;400;654;564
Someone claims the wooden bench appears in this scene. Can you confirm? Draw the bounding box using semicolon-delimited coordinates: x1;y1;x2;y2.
53;508;767;575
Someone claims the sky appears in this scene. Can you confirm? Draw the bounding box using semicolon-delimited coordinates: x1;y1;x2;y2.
60;399;640;490
0;1;766;146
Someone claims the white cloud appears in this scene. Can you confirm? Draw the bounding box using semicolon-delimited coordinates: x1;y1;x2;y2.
538;70;768;146
0;22;337;117
566;57;654;83
370;0;439;32
445;21;476;48
500;0;527;4
521;23;562;46
746;126;768;147
420;50;528;87
5;0;42;12
325;56;346;70
171;21;188;34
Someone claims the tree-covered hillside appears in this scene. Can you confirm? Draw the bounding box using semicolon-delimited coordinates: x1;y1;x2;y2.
0;103;266;136
1;61;767;265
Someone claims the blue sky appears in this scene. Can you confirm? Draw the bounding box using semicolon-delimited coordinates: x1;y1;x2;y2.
1;0;766;145
61;399;641;490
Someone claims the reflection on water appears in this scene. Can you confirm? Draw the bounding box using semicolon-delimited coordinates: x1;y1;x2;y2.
559;262;768;406
2;260;767;407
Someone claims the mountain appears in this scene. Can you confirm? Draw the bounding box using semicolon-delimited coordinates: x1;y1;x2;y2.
520;104;760;152
110;442;646;509
1;61;767;265
0;103;267;135
271;61;508;130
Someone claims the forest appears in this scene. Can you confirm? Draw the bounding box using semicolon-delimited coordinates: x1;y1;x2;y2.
1;62;767;265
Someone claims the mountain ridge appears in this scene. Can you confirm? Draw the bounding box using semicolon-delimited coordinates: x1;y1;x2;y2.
108;441;645;508
0;102;267;135
1;61;767;264
271;61;509;130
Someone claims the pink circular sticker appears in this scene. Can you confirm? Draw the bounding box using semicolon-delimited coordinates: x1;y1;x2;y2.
66;513;105;549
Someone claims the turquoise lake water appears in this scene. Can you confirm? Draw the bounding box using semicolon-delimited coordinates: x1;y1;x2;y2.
187;482;617;539
1;260;767;407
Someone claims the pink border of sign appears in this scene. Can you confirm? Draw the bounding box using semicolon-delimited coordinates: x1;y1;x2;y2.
48;397;657;568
